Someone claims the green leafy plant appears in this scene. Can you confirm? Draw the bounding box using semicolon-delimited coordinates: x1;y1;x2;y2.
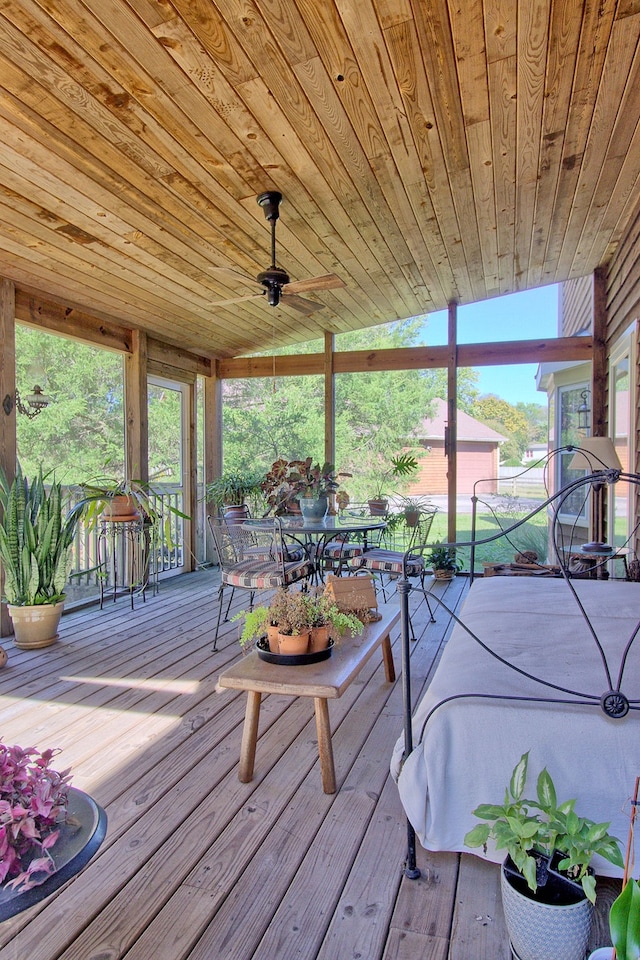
0;464;82;606
204;471;263;509
464;751;623;904
369;453;419;500
71;476;189;546
233;589;364;650
609;877;640;959
261;459;349;515
427;542;462;573
302;593;364;638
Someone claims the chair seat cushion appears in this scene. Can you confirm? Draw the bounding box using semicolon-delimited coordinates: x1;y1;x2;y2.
222;558;314;590
350;550;424;577
320;541;365;559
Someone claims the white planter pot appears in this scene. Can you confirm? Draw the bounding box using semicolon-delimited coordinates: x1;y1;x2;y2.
8;601;64;649
587;950;615;959
501;860;593;960
299;497;328;522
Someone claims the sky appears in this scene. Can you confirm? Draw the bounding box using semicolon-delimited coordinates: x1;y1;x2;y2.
418;283;559;406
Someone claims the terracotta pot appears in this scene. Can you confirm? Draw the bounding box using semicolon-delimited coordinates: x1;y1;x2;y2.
277;631;310;655
0;646;7;668
368;498;388;516
223;504;250;524
309;625;330;652
102;494;140;520
405;509;420;527
267;624;280;653
8;601;64;649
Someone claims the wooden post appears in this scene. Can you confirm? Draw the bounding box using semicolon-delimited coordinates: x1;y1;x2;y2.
204;366;222;562
124;329;148;482
184;380;197;572
0;279;16;636
324;332;335;469
447;301;458;545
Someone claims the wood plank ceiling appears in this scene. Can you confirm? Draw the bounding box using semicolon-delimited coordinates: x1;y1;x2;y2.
1;0;640;361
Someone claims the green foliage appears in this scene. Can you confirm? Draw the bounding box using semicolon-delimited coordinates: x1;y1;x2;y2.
15;326;125;483
609;878;640;960
0;463;81;605
426;542;462;572
232;589;364;649
204;471;264;508
464;751;623;903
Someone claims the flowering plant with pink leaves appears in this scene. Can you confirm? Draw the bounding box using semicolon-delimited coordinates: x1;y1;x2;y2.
0;742;71;891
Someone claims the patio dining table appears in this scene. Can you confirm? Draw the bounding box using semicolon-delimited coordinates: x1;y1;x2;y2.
243;515;387;579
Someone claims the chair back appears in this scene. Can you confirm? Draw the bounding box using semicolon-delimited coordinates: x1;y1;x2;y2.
208;516;241;570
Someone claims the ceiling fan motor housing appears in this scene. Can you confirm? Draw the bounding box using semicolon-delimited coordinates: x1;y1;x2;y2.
257;191;283;221
258;266;290;306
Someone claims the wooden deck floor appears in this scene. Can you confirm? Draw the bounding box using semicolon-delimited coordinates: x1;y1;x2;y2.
0;571;615;960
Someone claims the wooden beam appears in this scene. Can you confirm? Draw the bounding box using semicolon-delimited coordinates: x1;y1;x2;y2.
447;302;458;545
124;329;149;482
219;337;592;379
147;338;212;378
0;279;16;637
15;290;132;354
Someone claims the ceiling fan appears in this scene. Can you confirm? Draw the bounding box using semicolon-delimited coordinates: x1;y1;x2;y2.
209;192;345;315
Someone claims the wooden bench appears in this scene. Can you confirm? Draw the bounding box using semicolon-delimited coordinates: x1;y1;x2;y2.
218;605;399;793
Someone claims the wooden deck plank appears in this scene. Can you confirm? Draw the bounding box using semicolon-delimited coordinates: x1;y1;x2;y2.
0;570;567;960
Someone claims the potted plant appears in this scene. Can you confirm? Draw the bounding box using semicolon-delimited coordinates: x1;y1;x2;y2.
268;588;312;655
427;542;463;579
204;470;263;519
0;741;71;891
303;593;364;652
397;494;432;527
72;476;189;538
367;453;419;515
233;589;364;656
464;751;624;960
0;464;83;649
261;458;349;520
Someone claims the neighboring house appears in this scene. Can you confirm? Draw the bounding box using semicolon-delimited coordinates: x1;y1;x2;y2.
408;398;507;495
523;443;548;464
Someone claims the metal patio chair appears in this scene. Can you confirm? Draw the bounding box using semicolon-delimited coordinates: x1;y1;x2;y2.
348;507;438;633
208;516;315;649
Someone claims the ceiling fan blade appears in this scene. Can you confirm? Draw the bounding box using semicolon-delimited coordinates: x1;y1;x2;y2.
280;293;325;315
285;274;345;294
209;292;264;307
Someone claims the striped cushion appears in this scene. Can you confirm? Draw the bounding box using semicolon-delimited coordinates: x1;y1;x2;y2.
222;558;314;590
350;550;424;577
320;541;365;559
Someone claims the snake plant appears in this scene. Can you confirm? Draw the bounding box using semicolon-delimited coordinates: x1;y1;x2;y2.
0;464;81;605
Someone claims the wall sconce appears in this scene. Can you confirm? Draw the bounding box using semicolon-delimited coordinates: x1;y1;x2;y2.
577;387;591;433
2;385;52;419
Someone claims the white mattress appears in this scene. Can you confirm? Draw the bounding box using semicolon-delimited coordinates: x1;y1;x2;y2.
391;576;640;877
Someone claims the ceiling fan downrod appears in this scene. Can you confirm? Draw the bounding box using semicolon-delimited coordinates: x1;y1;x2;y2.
257;192;289;306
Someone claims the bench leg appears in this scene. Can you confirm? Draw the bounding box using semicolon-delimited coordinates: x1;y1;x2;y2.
314;697;336;794
239;690;261;783
381;634;396;682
